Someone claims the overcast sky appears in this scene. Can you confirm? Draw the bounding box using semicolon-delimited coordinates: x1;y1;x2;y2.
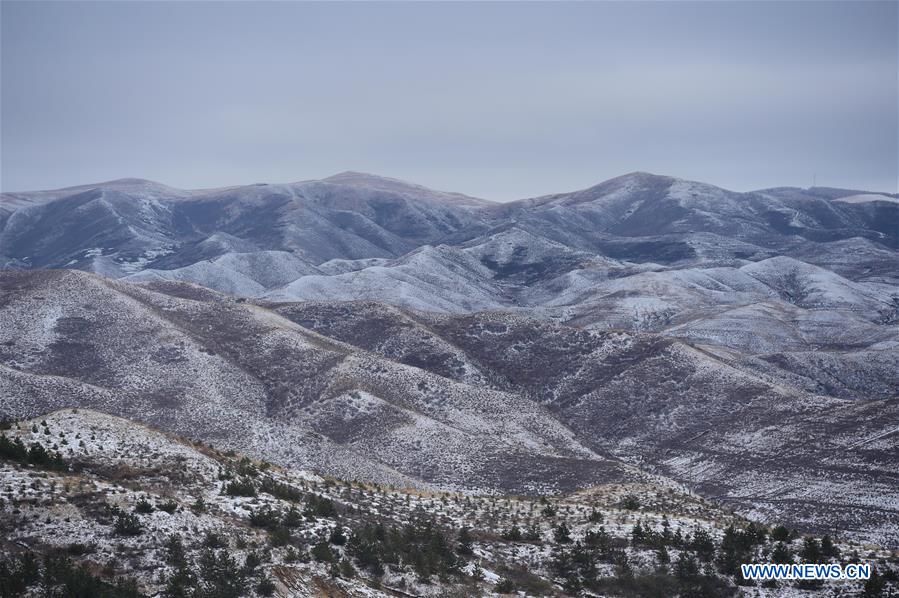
2;1;896;200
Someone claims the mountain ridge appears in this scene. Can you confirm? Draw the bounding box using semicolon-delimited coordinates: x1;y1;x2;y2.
2;268;897;548
2;171;897;553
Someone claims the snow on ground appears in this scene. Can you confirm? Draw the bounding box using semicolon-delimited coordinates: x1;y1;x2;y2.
2;409;894;597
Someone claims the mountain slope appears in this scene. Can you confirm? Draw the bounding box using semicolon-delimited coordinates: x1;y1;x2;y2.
10;409;891;597
2;172;897;551
267;301;899;546
1;270;896;546
0;269;633;495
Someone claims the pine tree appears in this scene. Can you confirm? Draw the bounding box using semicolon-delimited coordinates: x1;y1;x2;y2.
631;520;645;546
338;558;355;578
675;553;700;580
771;542;792;564
495;577;515;594
863;566;885;597
553;522;572;544
457;527;474;555
329;525;347;546
820;535;840;559
524;524;541;542
800;537;822;562
770;525;794;542
657;544;670;566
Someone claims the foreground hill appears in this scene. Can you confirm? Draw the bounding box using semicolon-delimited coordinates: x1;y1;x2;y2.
1;270;897;549
1;409;895;597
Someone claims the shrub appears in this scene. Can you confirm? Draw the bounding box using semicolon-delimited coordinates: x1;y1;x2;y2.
256;576;276;597
259;477;303;502
329;525;348;546
158;500;179;514
268;527;292;547
113;513;143;536
311;541;336;563
458;526;475;553
501;526;522;541
249;507;281;530
304;494;337;518
202;531;228;549
191;497;207;513
495;577;515;593
224;478;256;497
281;507;303;528
620;495;641;510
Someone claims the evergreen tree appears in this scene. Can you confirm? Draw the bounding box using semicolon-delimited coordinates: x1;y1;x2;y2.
495;577;515;594
501;525;522;542
196;548;246;598
863;566;885;598
338;558;355;578
631;521;645;546
457;527;474;555
311;541;335;563
329;525;347;546
657;544;670;569
690;529;716;562
771;542;792;564
554;522;572;544
716;525;752;578
820;535;840;559
675;553;700;580
770;526;794;542
800;537;822;562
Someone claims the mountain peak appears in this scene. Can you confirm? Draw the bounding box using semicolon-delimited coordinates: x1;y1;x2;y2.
321;171;490;205
597;171;678;187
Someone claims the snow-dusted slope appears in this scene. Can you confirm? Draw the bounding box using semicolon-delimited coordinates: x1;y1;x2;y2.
0;269;632;495
266;245;507;312
126;250;322;296
2;269;896;547
11;409;888;597
2;172;897;553
2;171;895;340
834;193;899;204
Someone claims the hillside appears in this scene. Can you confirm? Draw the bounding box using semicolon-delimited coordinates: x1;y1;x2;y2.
3;172;895;361
0;270;897;551
1;409;895;597
1;171;897;571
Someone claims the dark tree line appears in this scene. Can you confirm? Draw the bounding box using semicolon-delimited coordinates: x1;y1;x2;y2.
0;551;139;598
0;435;67;471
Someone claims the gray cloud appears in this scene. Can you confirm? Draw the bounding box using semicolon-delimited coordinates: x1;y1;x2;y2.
2;1;896;199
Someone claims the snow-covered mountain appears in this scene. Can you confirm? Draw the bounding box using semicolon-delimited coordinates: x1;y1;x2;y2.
1;171;897;560
6;170;893;354
1;269;897;550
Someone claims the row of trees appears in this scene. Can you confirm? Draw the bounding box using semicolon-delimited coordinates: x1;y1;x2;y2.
0;435;67;471
0;551;139;598
162;536;275;598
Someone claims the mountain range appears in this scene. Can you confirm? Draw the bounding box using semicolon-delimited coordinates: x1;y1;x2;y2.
1;171;897;555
